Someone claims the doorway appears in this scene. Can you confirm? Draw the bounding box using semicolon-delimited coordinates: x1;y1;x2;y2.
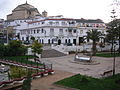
73;39;76;45
58;39;61;45
79;37;83;45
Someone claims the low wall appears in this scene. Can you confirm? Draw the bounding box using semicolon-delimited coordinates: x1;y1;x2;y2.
51;44;119;54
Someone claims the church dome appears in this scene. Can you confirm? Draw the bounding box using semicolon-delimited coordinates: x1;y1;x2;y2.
13;2;36;12
7;2;41;20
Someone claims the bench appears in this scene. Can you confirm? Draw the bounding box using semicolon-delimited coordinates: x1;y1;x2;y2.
75;55;91;62
101;70;113;77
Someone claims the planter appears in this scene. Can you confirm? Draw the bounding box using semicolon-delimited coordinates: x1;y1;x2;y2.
13;78;25;84
32;73;41;79
40;68;45;71
48;69;55;74
3;80;14;86
13;62;18;66
32;66;37;69
43;71;48;76
0;82;4;88
17;63;22;67
21;65;26;68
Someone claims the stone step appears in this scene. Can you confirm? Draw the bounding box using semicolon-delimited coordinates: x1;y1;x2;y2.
41;49;66;58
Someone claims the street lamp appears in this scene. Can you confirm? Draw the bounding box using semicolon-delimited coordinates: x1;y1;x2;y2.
113;42;116;76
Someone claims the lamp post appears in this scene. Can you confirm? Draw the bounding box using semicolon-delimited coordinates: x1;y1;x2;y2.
6;29;8;44
110;8;117;76
113;43;116;76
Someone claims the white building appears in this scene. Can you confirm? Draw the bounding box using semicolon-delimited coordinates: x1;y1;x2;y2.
11;16;105;45
4;16;106;45
4;2;106;45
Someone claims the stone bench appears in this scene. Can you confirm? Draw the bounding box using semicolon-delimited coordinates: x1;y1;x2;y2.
101;70;113;77
75;55;91;62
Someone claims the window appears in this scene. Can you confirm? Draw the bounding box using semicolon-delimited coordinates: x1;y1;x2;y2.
34;30;36;34
73;29;76;33
56;22;59;25
69;21;75;24
87;39;89;42
49;22;53;25
50;28;54;32
41;29;44;33
68;39;71;43
21;31;23;35
66;29;68;32
42;22;44;24
22;37;24;41
37;29;40;33
27;30;30;34
50;28;54;36
59;29;63;32
80;30;83;34
42;39;44;44
68;29;72;32
39;39;41;43
62;22;66;25
65;39;67;43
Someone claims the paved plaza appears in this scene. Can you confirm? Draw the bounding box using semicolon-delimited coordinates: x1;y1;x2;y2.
41;54;120;78
31;54;120;90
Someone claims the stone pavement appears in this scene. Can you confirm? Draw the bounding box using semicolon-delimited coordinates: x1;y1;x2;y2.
31;70;75;90
41;54;120;78
31;54;120;90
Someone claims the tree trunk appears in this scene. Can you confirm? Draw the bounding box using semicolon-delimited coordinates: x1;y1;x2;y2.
118;35;120;53
111;40;114;54
92;41;96;55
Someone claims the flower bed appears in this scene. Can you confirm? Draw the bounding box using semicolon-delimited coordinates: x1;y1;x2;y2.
0;82;4;88
13;77;25;84
3;80;14;86
47;69;55;74
32;73;41;79
0;58;54;88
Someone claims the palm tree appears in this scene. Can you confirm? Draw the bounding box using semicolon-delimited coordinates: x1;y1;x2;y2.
86;29;102;55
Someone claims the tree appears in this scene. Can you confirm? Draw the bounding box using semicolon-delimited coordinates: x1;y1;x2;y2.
7;40;27;56
106;20;118;53
31;40;43;58
22;70;32;90
86;29;102;55
0;44;5;58
30;36;35;44
30;36;35;41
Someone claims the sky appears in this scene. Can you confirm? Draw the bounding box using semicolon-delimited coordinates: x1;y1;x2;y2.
0;0;119;23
